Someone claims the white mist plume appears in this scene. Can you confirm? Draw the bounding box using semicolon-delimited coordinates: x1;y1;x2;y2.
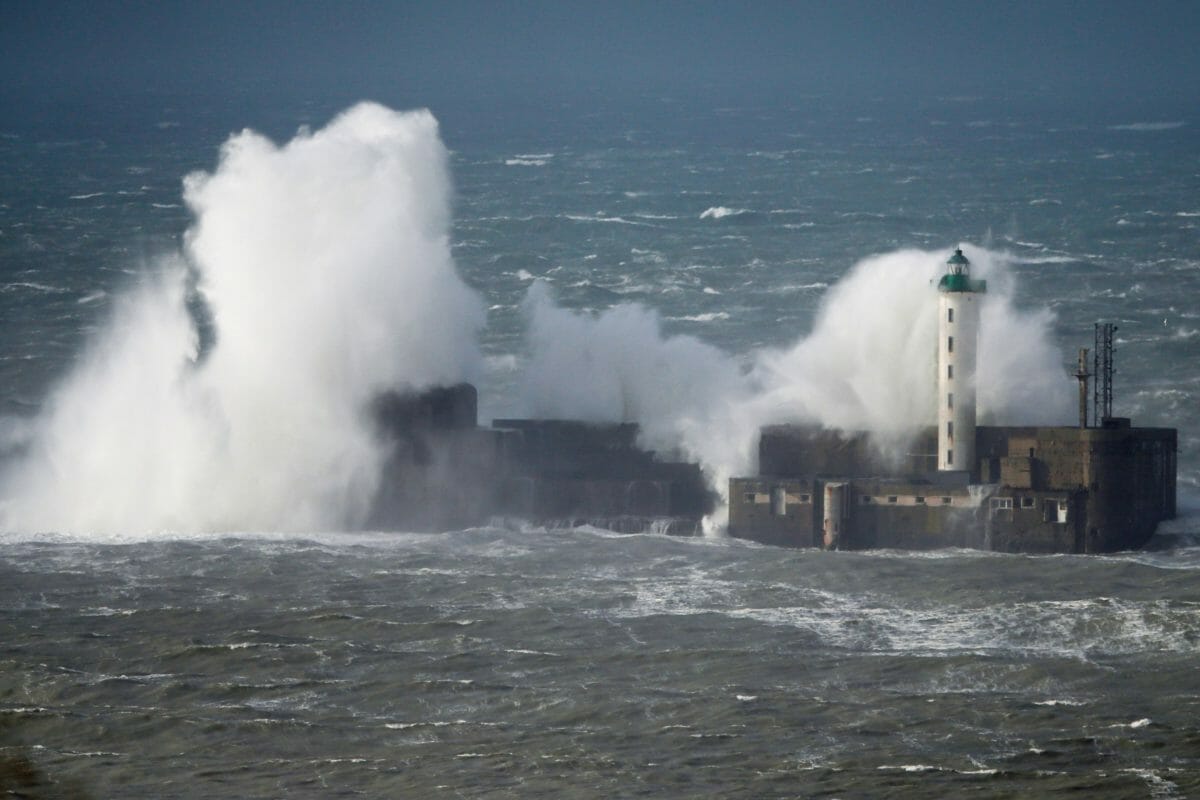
1;103;484;534
519;245;1072;522
520;281;756;491
748;248;942;438
746;245;1072;432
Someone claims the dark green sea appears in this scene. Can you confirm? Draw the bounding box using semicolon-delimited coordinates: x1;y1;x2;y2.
1;95;1198;796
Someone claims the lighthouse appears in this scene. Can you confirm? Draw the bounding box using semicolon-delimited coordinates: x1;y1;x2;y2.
937;248;987;473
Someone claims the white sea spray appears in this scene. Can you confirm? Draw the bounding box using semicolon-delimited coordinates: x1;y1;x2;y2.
518;245;1072;527
0;103;485;535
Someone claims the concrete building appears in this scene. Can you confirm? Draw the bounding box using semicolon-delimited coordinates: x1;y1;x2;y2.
727;248;1178;554
728;422;1176;553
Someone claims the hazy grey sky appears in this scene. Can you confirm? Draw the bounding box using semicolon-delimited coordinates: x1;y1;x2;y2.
2;0;1197;110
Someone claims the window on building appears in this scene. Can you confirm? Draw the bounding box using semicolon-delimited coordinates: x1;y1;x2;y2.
915;496;926;504
948;336;954;353
861;495;872;504
991;497;1013;510
770;486;787;516
941;497;953;505
947;393;953;409
947;421;953;439
744;492;756;503
948;307;954;323
887;496;898;504
799;494;811;503
947;364;953;379
947;449;953;465
1021;496;1035;508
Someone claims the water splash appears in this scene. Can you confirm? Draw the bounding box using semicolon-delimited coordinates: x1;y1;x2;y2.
519;245;1073;525
0;103;484;535
0;103;1073;537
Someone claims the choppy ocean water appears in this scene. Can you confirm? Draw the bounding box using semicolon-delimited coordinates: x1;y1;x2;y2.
3;529;1200;797
1;96;1199;796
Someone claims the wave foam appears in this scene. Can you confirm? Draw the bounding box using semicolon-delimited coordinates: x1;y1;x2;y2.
700;206;749;220
563;213;644;226
1108;122;1186;131
672;312;731;322
607;568;1200;657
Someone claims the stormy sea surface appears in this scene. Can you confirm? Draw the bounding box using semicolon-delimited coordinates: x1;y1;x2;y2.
2;96;1200;796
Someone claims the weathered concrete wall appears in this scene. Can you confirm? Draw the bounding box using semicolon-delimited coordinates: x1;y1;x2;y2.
730;422;1177;554
369;427;509;531
368;392;715;531
728;476;982;550
846;480;982;550
758;426;937;478
978;424;1176;552
494;419;713;521
1079;426;1176;552
369;384;499;530
372;383;479;433
506;477;670;518
729;478;817;548
985;490;1085;553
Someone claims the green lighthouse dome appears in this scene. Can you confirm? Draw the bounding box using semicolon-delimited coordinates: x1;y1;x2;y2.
937;247;987;293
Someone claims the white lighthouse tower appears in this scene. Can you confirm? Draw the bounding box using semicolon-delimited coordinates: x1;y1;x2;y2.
937;248;986;473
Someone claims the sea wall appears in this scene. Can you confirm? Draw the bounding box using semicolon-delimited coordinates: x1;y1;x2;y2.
731;422;1177;553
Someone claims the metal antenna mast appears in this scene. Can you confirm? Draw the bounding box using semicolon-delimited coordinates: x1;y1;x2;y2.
1093;322;1116;422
